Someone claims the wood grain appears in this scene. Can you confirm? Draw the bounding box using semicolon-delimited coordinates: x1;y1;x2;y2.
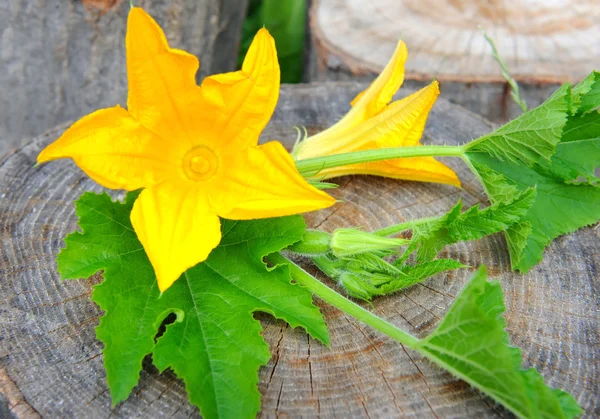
311;0;600;83
307;0;597;123
1;83;598;418
0;0;248;159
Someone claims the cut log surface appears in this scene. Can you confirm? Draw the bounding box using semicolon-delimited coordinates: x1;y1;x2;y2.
312;0;600;83
0;0;247;158
1;83;599;418
308;0;599;123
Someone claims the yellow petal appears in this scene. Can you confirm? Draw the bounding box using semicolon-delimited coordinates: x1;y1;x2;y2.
297;82;440;158
322;156;461;187
210;142;335;220
371;81;441;148
349;41;408;120
201;28;280;150
130;180;222;292
302;81;461;187
37;106;182;190
293;42;409;160
295;41;408;158
126;8;210;145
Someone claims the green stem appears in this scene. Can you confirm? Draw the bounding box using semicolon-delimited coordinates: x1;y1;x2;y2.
295;145;465;176
373;217;434;237
311;254;340;278
287;230;331;255
270;253;420;349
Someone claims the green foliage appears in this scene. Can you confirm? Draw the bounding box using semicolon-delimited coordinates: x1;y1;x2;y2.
465;71;600;271
314;255;466;301
404;189;536;263
58;192;328;419
416;266;582;418
239;0;306;83
572;71;600;113
296;191;533;300
466;85;568;166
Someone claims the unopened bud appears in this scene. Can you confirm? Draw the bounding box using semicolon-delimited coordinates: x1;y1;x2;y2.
331;228;409;258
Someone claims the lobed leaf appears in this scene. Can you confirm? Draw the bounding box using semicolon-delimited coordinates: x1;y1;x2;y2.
58;192;328;418
465;72;600;271
416;266;582;419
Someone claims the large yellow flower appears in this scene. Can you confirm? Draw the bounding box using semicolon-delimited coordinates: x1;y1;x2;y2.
38;8;335;292
292;41;460;187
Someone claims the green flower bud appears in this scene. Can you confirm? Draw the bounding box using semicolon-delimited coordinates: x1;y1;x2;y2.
331;228;409;258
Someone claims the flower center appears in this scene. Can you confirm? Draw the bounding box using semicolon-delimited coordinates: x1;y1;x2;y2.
182;146;219;181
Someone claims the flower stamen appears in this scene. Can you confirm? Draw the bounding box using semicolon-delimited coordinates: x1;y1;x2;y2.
183;146;219;181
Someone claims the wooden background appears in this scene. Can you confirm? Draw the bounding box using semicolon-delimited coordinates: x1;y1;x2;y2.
308;0;600;123
1;0;598;417
1;84;599;417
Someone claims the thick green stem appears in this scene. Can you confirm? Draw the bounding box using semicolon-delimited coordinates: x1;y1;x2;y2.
311;255;340;278
270;253;420;349
288;230;331;255
373;217;434;237
295;145;465;176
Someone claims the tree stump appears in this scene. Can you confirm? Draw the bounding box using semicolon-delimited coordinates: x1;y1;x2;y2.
1;83;598;418
0;0;247;158
309;0;599;122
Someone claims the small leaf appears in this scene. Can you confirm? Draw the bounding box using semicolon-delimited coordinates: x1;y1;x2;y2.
57;192;328;418
416;266;582;418
405;189;536;263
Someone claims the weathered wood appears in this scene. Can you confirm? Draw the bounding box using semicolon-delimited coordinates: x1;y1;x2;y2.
311;0;599;82
308;0;596;122
1;83;598;418
0;0;248;158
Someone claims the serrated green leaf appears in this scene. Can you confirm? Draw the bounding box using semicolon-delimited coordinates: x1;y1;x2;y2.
379;259;466;292
469;149;600;271
552;108;600;184
416;266;582;419
405;189;536;263
504;221;532;265
572;70;600;114
470;161;522;204
398;259;467;279
465;84;569;166
465;74;600;271
58;192;328;418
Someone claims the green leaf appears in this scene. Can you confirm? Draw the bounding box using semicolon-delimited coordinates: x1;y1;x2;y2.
398;259;467;281
465;74;600;271
551;110;600;184
58;192;328;418
406;189;536;263
282;257;582;419
465;84;569;166
471;150;600;271
572;70;600;114
374;259;467;294
416;266;582;419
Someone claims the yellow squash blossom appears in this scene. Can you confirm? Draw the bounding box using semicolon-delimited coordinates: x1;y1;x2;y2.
38;8;335;292
292;41;460;187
